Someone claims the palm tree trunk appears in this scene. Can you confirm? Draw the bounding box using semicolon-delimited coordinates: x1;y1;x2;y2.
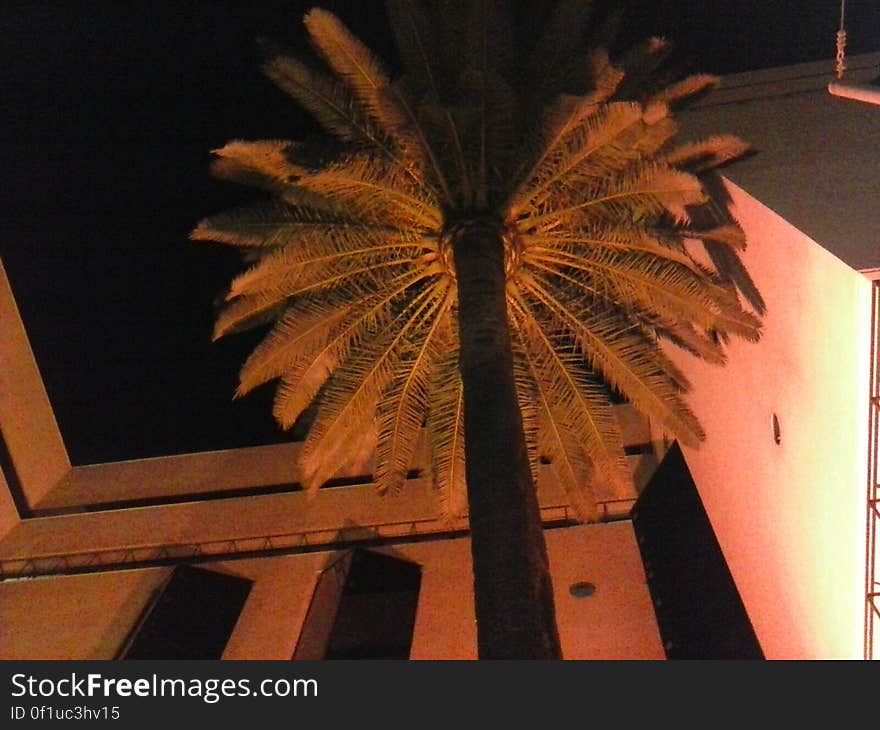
451;219;562;659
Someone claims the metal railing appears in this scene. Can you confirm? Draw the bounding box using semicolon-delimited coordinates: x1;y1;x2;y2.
0;498;637;581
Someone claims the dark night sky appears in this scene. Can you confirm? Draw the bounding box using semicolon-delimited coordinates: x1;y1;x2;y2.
2;1;878;465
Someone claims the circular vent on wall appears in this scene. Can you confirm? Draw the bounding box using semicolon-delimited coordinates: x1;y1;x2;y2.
569;581;596;598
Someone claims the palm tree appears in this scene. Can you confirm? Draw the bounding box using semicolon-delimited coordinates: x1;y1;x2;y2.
191;1;762;659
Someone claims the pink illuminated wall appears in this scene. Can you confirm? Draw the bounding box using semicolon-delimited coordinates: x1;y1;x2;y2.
671;181;871;659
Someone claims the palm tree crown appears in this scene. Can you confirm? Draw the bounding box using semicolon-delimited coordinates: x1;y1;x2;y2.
192;1;762;524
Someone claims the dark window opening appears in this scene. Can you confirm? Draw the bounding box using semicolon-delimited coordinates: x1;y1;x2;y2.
119;564;252;660
293;549;422;660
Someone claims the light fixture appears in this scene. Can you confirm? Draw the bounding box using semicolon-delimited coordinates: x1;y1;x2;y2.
828;81;880;107
827;0;880;107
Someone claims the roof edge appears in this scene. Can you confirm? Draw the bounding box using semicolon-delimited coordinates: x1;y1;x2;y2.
688;51;880;109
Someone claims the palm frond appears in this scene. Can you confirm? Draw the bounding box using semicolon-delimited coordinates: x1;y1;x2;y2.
522;244;761;341
269;266;439;428
665;135;752;173
415;99;474;208
205;140;316;201
632;113;678;158
540;414;600;522
506;79;626;213
525;0;595;100
522;225;704;270
459;69;517;208
525;163;707;231
303;8;401;127
515;270;704;446
649;73;719;109
297;153;442;229
511;331;541;487
236;300;349;397
211;140;310;183
304;7;453;204
262;51;390;152
299;276;451;492
375;289;454;494
226;226;430;299
462;0;515;82
385;0;443;99
510;296;632;502
215;253;424;341
428;328;468;521
191;200;368;250
508;101;643;217
611;37;672;101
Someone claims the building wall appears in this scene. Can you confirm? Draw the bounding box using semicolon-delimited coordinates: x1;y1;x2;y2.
671;181;871;659
0;569;168;660
0;521;663;660
0;260;70;510
0;469;17;544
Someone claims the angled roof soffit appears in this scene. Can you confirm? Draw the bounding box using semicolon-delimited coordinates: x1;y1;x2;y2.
679;52;880;273
688;52;880;108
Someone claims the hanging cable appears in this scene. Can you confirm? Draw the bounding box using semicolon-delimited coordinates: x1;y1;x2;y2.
835;0;847;79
